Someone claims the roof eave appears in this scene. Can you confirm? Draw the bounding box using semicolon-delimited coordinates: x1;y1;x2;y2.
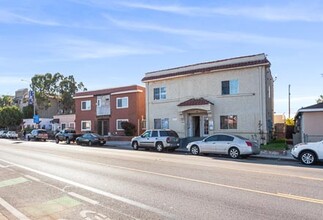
142;62;270;83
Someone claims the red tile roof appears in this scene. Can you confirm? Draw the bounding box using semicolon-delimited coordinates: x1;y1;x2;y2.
142;53;270;82
178;98;214;106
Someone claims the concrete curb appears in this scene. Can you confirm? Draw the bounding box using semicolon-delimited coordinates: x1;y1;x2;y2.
105;142;295;161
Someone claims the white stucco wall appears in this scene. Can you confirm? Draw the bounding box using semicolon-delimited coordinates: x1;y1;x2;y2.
145;65;273;142
52;114;76;131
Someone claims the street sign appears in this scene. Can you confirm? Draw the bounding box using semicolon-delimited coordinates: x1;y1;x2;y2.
29;91;34;105
33;114;39;124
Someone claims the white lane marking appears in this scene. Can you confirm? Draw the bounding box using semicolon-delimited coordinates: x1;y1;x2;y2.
68;192;99;205
0;159;173;219
0;164;12;168
24;175;40;182
80;210;110;220
0;197;31;220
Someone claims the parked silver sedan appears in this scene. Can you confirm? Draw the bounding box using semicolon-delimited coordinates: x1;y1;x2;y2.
186;134;260;158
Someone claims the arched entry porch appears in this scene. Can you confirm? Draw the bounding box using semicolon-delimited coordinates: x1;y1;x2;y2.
178;98;214;138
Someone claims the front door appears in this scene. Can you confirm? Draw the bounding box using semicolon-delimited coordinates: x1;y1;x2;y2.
189;114;209;137
97;119;109;136
193;116;200;137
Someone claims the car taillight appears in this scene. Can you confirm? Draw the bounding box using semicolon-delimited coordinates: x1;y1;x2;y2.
246;141;252;147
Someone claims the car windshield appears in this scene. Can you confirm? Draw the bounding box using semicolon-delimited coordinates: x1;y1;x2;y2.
38;130;47;134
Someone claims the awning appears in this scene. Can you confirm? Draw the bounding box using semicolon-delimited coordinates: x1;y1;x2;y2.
178;98;214;107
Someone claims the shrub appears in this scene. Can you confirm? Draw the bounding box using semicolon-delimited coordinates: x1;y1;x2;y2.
121;121;136;136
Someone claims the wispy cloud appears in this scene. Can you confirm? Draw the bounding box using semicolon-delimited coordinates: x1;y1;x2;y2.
0;10;60;26
103;15;319;48
119;2;323;22
47;37;184;60
0;76;28;85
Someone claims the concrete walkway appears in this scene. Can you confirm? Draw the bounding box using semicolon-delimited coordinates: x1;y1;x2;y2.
105;141;294;161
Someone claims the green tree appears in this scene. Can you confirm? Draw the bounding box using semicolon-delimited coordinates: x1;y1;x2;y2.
59;75;86;114
0;95;14;107
30;73;86;113
22;105;33;118
31;73;63;110
0;106;23;129
317;95;323;103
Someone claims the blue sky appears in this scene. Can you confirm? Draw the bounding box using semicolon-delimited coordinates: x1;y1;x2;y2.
0;0;322;116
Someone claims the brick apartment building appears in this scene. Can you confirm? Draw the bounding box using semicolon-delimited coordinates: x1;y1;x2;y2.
74;85;146;136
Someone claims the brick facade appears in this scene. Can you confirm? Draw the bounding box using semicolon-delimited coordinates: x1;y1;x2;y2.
74;85;146;136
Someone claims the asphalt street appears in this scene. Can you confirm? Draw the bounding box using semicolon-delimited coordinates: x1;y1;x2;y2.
0;139;322;220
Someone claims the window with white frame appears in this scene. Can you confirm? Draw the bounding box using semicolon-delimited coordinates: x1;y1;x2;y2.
153;87;166;100
116;119;129;130
154;118;169;129
81;100;91;110
116;97;128;109
97;99;101;107
81;120;91;131
221;80;239;95
69;122;75;129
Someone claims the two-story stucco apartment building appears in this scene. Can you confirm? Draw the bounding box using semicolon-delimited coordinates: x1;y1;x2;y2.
74;85;146;136
142;53;274;144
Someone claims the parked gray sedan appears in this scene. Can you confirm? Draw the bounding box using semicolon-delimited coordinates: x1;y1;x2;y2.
187;134;260;158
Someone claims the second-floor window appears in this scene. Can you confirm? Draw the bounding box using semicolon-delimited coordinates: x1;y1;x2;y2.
154;87;166;100
222;80;239;95
116;97;128;109
97;99;101;107
81;100;91;110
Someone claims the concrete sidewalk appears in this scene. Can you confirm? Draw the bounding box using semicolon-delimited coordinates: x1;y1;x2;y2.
105;141;294;161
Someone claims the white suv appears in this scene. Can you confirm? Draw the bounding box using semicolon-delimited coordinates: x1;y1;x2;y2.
291;140;323;165
131;129;180;152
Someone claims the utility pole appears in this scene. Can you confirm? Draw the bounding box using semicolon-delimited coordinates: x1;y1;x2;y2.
288;84;291;118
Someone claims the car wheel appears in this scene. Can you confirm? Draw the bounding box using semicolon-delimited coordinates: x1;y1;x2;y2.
156;142;164;152
229;147;240;159
66;138;70;144
76;140;80;145
27;136;30;141
300;151;317;165
55;138;59;144
190;145;200;155
88;141;92;146
132;141;139;150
